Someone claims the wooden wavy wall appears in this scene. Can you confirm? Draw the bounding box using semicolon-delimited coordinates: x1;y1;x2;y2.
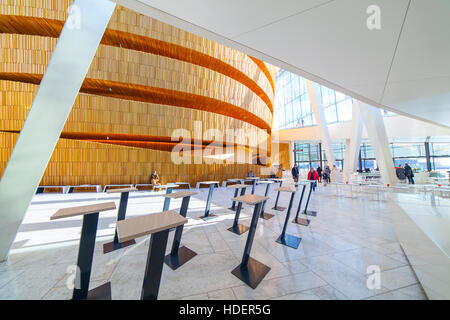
0;1;278;187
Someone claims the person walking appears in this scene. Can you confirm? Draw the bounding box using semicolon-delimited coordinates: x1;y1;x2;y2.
317;165;323;183
404;163;415;184
291;164;299;182
395;165;407;184
307;167;319;191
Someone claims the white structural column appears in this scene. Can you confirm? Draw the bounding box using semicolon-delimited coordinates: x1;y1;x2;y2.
359;102;398;186
288;141;295;169
343;100;364;182
305;80;335;166
0;0;116;261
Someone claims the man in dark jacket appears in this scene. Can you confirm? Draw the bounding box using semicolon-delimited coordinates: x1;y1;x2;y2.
317;166;322;182
291;164;299;182
404;163;415;184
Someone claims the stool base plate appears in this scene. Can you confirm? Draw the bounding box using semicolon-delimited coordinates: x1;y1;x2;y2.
260;212;274;220
231;257;271;289
103;239;136;254
227;224;249;235
303;210;317;217
272;206;286;211
85;282;112;300
276;234;302;249
199;214;218;221
164;246;197;270
292;218;310;226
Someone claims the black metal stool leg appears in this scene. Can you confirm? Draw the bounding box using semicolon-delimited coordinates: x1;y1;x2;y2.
228;202;249;235
165;196;197;270
260;183;274;220
303;183;317;216
272;180;285;211
200;184;216;220
276;192;302;249
103;191;136;253
141;229;170;300
229;188;239;211
162;187;173;211
292;185;310;226
231;202;271;289
251;180;256;194
73;212;111;300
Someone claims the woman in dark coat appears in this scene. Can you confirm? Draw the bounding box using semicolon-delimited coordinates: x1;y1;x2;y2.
395;165;407;184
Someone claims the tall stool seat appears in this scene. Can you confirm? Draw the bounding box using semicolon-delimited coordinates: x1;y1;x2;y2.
227;184;249;235
230;194;271;289
103;187;138;253
162;191;198;270
117;210;187;300
50;202;117;300
257;180;275;220
274;186;302;249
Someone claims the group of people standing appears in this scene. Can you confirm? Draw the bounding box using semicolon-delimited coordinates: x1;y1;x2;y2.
395;163;415;184
291;163;336;192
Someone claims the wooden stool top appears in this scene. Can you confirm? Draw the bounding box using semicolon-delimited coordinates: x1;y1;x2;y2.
50;202;116;220
275;186;297;193
155;184;179;189
106;187;138;194
228;184;248;189
232;194;269;205
162;191;197;199
117;211;187;243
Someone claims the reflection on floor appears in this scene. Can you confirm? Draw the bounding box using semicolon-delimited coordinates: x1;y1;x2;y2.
0;184;428;300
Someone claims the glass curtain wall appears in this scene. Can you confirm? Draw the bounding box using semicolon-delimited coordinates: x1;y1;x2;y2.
322;143;346;169
274;69;355;129
273;70;314;129
430;143;450;171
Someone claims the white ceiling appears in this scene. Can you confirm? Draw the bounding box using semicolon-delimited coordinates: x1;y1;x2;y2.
117;0;450;128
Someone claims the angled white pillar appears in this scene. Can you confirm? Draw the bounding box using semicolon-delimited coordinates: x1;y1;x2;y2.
305;80;335;166
0;0;116;261
343;100;363;182
359;102;398;186
288;141;295;169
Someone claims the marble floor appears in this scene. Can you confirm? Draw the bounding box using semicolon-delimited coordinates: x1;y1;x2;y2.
0;183;429;300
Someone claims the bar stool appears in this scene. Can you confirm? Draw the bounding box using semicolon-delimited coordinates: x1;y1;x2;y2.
116;210;187;300
302;182;317;217
271;178;286;211
230;194;271;289
227;184;249;235
228;183;247;211
275;186;302;249
155;184;179;211
245;177;259;194
103;187;138;253
292;182;310;226
163;191;198;270
258;180;275;220
197;181;219;220
50;202;117;300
